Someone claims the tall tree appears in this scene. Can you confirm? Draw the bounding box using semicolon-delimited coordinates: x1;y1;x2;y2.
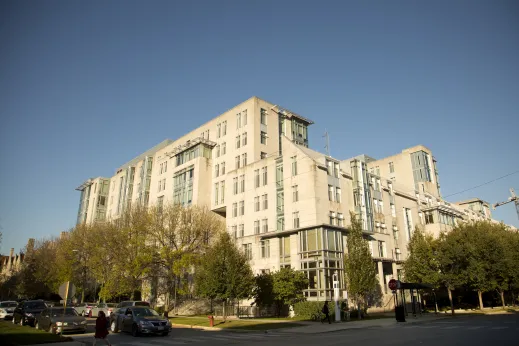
253;272;274;308
403;228;440;286
343;212;378;317
194;231;254;318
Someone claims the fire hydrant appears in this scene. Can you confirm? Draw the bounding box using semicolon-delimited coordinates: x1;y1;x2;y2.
208;315;214;327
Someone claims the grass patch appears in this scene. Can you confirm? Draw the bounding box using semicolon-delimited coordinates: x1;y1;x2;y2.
170;317;303;331
0;321;73;346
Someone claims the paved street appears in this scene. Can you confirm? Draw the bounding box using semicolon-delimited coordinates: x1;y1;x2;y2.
69;313;518;346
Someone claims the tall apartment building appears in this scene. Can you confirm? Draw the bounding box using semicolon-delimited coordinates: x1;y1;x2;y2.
76;177;110;224
75;96;509;302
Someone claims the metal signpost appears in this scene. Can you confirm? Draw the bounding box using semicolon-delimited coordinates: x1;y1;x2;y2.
58;281;76;336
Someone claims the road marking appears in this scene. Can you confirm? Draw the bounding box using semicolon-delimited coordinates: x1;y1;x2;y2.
467;326;484;330
491;326;508;330
146;338;187;345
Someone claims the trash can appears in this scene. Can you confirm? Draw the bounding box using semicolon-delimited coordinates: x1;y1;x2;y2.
395;306;406;322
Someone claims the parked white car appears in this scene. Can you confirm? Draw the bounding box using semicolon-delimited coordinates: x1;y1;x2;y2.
0;301;18;320
89;303;117;317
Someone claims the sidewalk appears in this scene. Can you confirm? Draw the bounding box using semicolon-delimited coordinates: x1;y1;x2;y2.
276;314;450;334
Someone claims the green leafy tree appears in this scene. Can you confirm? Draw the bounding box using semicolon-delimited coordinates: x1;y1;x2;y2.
195;232;254;318
403;228;440;287
272;267;308;316
343;212;378;318
253;272;274;308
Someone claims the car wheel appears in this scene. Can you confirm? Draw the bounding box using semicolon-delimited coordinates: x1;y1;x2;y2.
110;321;119;333
131;324;139;337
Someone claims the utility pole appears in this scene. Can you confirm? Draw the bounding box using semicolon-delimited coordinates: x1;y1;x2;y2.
493;188;519;222
323;130;330;157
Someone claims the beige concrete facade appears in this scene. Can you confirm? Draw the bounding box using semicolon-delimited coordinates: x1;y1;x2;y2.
76;96;513;304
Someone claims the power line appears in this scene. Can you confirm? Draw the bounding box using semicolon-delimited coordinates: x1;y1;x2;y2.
443;170;519;199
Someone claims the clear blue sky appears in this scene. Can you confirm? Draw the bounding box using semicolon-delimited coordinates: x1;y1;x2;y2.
1;0;518;254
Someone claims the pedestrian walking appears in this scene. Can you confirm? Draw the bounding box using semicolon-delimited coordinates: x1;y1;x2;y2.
93;311;111;346
321;301;331;324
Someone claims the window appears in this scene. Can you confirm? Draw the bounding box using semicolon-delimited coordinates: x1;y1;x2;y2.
216;145;220;158
239;200;244;215
262;167;267;185
254;169;260;188
233;177;238;195
217;124;221;138
243;110;247;125
260;131;267;144
232;203;237;217
236;113;241;129
260;240;270;258
277;216;285;231
328;185;334;201
425;211;434;224
214;183;219;204
255;196;260;211
291;156;297;176
220;181;225;204
327;160;333;175
222;142;226;155
254;220;260;234
215;164;219;177
239;224;244;237
280;236;290;262
262;218;268;233
243;243;252;260
293;211;300;228
242;132;247;146
242;153;247;167
338;213;344;227
329;211;335;225
235;156;240;169
260;108;267;125
336;187;341;203
239;174;245;193
389;162;394;173
221;162;225;175
260;152;267;159
222;121;227;135
236;135;241;149
232;225;237;239
378;241;386;258
334;162;339;178
262;194;268;210
292;185;299;202
395;248;401;260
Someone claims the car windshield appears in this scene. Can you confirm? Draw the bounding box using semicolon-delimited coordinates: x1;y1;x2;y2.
132;308;159;317
50;308;78;317
24;301;46;309
135;301;150;307
0;302;17;307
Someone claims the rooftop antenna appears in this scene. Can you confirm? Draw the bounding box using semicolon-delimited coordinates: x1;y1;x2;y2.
323;130;330;156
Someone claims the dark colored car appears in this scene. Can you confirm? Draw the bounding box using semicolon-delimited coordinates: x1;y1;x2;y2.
12;300;47;326
110;306;170;337
35;307;87;334
116;301;150;308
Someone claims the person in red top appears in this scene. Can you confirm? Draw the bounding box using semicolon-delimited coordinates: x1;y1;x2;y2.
93;311;111;346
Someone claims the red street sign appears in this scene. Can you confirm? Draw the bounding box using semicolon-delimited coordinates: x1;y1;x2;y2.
388;279;399;291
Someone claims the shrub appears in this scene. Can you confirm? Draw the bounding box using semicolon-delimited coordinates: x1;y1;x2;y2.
292;301;322;319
